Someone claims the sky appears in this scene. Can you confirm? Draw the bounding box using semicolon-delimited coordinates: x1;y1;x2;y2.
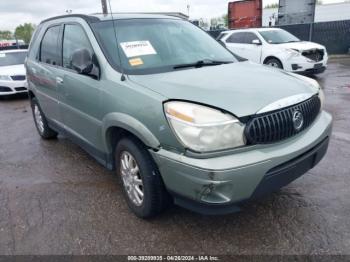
0;0;347;31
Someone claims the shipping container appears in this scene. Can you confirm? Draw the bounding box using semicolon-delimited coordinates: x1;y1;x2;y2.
228;0;262;29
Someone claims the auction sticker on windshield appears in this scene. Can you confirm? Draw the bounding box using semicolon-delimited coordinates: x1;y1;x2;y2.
129;57;144;67
120;41;157;58
0;53;6;58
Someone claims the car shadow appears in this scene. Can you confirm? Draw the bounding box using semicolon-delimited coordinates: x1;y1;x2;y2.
0;93;29;101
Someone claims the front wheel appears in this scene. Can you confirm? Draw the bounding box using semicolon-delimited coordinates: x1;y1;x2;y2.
265;58;283;69
115;137;171;218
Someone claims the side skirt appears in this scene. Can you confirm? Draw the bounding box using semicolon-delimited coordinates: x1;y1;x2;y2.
47;120;114;170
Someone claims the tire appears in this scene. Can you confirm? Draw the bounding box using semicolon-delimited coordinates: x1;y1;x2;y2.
30;97;58;139
265;58;283;69
115;137;171;218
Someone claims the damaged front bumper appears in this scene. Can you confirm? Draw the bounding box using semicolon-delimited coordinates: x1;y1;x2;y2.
150;111;333;215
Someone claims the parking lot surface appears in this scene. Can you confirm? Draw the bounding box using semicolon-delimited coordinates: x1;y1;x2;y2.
0;58;349;255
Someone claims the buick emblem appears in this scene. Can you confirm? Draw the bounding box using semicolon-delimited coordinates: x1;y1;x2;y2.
292;110;304;131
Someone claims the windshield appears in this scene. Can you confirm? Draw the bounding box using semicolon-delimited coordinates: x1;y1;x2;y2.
259;30;300;44
0;51;27;67
92;19;237;75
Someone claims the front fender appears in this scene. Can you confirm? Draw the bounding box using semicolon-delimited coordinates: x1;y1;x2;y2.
102;112;160;153
262;48;290;66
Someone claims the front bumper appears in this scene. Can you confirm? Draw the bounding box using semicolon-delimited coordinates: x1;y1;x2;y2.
284;54;328;74
151;111;332;215
0;79;28;96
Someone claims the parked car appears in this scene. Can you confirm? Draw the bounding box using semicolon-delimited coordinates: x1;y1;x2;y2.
0;49;28;96
0;39;26;48
26;14;332;218
217;28;328;74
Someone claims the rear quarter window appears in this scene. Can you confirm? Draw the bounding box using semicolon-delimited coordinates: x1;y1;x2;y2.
28;24;43;60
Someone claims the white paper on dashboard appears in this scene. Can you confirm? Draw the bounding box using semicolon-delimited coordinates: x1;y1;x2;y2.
120;41;157;58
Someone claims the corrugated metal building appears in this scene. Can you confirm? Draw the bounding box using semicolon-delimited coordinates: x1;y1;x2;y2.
263;2;350;26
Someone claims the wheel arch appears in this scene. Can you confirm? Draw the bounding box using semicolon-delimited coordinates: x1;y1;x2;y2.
263;56;284;69
102;113;161;157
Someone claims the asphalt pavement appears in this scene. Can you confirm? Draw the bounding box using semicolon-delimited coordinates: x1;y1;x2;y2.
0;58;349;255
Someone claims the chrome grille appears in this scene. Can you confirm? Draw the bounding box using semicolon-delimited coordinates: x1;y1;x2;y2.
245;95;321;145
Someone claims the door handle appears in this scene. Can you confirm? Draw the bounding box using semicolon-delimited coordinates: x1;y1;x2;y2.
56;77;64;85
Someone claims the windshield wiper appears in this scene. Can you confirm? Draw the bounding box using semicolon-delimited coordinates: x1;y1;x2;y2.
173;59;232;69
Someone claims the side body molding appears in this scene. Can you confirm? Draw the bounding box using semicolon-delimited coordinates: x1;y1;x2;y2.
102;112;161;153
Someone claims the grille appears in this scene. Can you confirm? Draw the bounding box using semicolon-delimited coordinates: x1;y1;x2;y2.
11;75;26;81
302;49;324;62
0;86;12;92
245;95;321;145
14;87;27;91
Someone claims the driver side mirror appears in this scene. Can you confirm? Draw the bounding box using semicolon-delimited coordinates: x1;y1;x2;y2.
252;39;262;45
71;48;100;79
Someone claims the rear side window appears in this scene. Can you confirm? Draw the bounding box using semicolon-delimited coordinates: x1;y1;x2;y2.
226;32;258;44
40;26;61;66
63;24;94;70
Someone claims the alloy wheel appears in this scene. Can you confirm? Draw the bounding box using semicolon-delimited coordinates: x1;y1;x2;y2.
268;62;280;68
120;151;144;206
34;105;45;134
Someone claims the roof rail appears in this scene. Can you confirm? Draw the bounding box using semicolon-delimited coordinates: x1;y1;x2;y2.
40;14;100;25
91;12;189;20
40;12;189;25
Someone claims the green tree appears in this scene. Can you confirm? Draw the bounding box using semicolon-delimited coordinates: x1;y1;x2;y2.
222;14;228;27
265;3;279;9
0;30;13;40
14;23;35;44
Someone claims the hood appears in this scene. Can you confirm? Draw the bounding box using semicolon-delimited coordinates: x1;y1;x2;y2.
0;64;26;76
277;41;325;52
129;61;319;117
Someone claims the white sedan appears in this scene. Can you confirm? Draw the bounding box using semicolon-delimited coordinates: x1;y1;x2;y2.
0;49;28;96
218;28;328;74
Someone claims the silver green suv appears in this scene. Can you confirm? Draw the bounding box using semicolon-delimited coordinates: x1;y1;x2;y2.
26;14;332;218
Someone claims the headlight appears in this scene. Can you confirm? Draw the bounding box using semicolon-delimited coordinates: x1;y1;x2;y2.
164;101;246;152
0;75;11;81
318;88;325;109
285;49;300;58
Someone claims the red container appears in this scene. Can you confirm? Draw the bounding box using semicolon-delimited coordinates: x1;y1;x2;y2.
228;0;262;29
